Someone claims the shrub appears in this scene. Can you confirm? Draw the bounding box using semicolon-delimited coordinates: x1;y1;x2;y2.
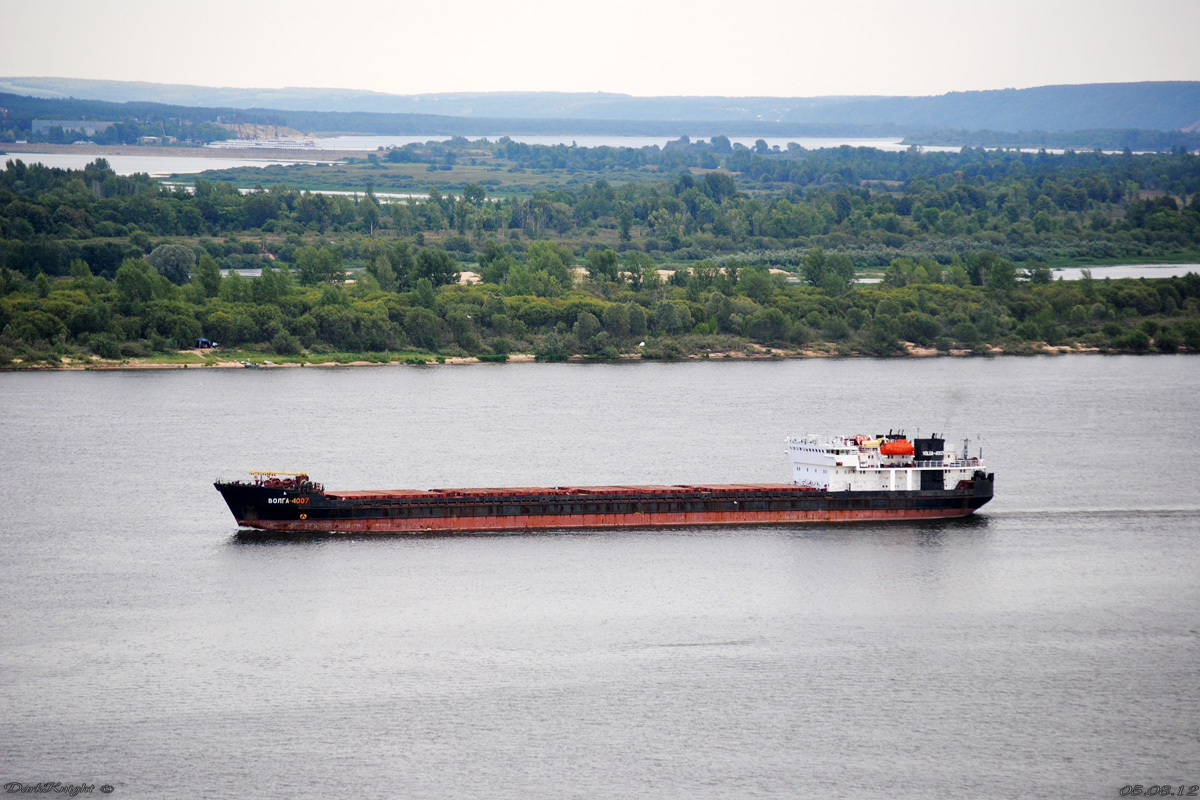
120;341;151;358
1116;329;1151;351
1155;325;1182;352
90;333;122;359
271;331;302;356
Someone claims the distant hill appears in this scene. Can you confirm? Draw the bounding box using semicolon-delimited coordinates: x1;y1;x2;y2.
2;77;1198;132
0;93;901;140
777;83;1200;132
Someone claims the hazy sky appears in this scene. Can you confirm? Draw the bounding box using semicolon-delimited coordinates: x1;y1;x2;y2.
2;0;1198;97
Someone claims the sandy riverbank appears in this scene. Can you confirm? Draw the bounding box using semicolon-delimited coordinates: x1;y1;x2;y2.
3;342;1104;371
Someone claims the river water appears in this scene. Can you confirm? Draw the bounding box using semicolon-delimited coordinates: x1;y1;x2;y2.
1053;264;1200;280
2;152;334;177
2;357;1198;798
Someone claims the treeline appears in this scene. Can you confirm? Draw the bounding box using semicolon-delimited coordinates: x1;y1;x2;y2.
24;120;232;146
388;135;1200;189
3;150;1200;366
0;92;234;144
3;238;1200;367
903;129;1200;153
4;148;1200;280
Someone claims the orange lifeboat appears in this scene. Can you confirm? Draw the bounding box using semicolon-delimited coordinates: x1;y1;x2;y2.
880;439;914;456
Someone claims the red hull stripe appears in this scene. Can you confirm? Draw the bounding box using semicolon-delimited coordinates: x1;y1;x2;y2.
242;507;977;533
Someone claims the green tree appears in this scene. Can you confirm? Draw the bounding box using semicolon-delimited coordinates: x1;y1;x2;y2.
272;330;302;355
884;257;930;288
404;306;443;350
414;247;460;288
504;262;551;297
820;255;856;296
358;193;382;235
384;241;416;288
253;265;292;304
481;255;518;286
526;241;574;287
218;269;252;303
115;258;172;313
68;259;93;282
623;251;656;291
296;246;345;285
5;309;65;343
462;183;486;205
802;248;855;290
317;283;351;308
823;316;851;341
945;262;969;287
1024;261;1053;284
413;278;438;309
601;303;631;338
738;267;776;304
898;311;941;345
573;310;602;348
195;254;221;298
618;210;633;242
802;247;828;286
628;304;648;337
654;302;682;333
584;247;620;282
367;255;398;292
747;308;786;342
967;251;1016;290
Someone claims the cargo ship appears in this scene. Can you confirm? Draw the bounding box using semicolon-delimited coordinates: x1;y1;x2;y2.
214;432;993;533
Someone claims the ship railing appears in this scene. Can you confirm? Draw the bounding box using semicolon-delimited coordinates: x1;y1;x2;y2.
858;458;983;470
911;458;984;469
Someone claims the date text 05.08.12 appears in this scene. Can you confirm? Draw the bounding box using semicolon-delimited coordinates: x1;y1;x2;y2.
1120;787;1199;797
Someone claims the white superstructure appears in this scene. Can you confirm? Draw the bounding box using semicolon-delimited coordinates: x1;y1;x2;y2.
785;433;985;493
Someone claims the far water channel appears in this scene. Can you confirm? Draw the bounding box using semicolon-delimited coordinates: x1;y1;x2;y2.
2;356;1198;798
1;151;335;176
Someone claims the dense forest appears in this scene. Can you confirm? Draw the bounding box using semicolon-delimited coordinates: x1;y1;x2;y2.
8;142;1200;270
0;93;237;145
1;143;1199;367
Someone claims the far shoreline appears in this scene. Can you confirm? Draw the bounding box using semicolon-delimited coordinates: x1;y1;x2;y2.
4;343;1172;372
